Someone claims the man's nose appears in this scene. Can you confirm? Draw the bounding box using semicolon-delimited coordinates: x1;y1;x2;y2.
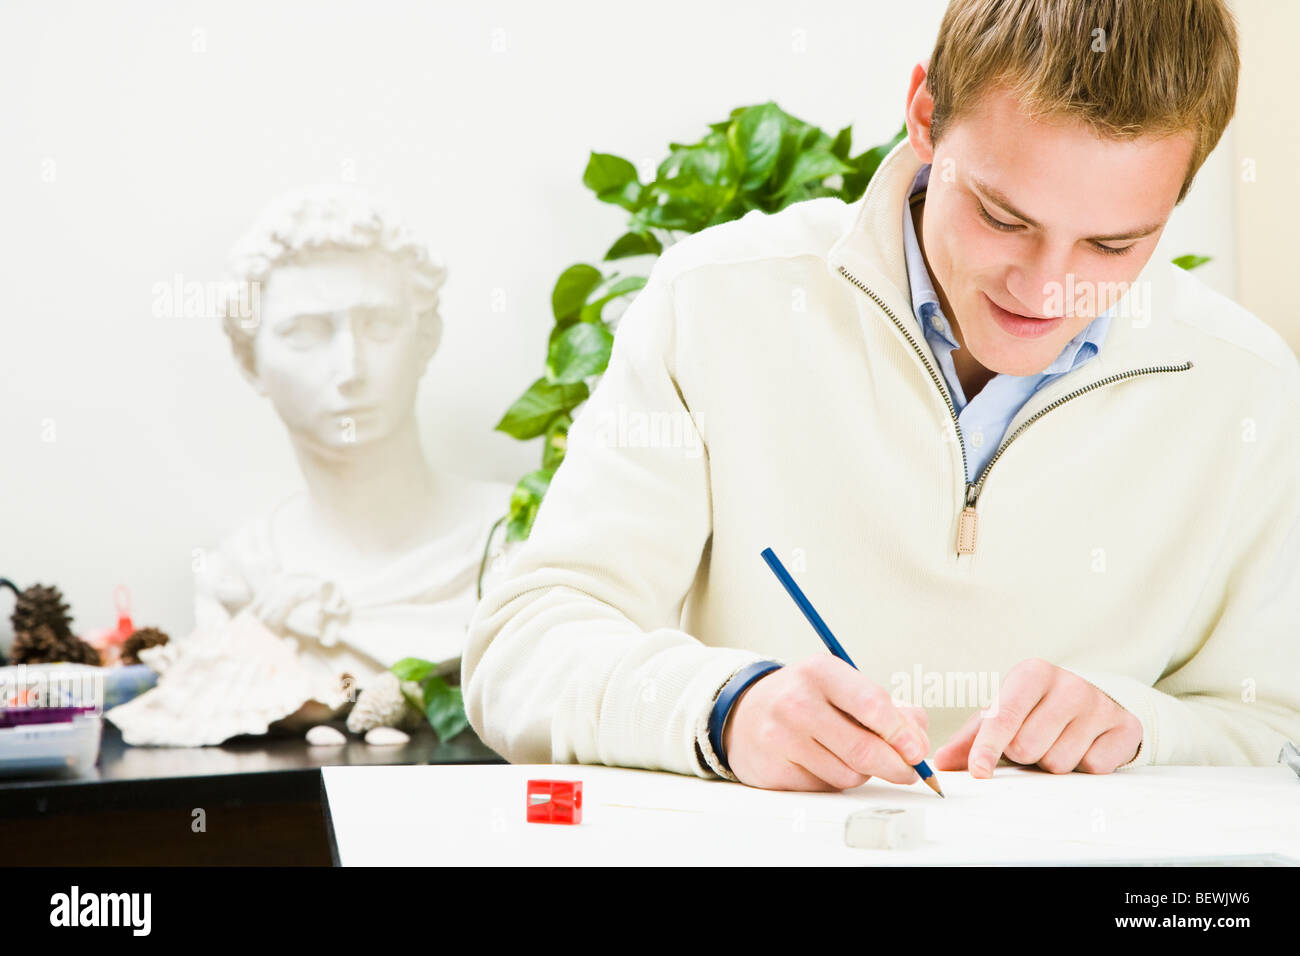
1010;245;1075;318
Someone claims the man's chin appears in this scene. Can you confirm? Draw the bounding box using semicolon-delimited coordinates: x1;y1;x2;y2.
969;341;1061;378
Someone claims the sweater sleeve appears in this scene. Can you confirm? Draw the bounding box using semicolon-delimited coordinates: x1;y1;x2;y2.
1062;423;1300;769
462;271;774;779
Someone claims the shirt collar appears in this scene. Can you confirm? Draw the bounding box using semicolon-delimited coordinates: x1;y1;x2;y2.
901;165;953;345
1044;309;1111;373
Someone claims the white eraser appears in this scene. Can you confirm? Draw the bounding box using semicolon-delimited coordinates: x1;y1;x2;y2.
844;806;925;850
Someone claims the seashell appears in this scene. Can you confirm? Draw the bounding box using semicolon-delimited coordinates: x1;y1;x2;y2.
346;669;422;734
136;639;181;676
364;726;410;746
306;724;347;746
103;608;353;747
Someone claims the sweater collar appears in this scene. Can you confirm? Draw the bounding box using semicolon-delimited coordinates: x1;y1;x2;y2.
827;138;1191;383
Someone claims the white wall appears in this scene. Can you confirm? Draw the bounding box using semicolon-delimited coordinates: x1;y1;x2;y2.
1233;0;1300;353
0;0;1239;645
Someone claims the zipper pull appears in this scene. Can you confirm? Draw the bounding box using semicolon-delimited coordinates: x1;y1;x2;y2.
956;485;978;555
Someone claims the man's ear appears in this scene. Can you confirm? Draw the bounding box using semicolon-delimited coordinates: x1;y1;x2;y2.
905;61;937;164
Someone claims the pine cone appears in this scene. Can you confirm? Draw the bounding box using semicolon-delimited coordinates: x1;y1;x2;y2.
121;626;170;665
11;583;75;644
9;624;59;664
10;623;100;666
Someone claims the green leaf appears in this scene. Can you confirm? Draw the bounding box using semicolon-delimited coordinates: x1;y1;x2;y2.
578;275;647;324
552;264;603;322
728;102;785;192
515;466;555;500
542;414;571;470
548;320;614;383
505;466;557;542
797;123;826;154
547;313;579;354
658;139;737;214
767;127;802;201
774;149;854;198
604;230;663;260
640;193;708;230
843;123;907;198
583;152;642;210
1172;254;1212;270
391;657;437;682
505;511;532;542
420;675;470;743
495;377;589;439
830;124;853;161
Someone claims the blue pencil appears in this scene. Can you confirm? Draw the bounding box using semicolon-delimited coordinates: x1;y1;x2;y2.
760;547;944;797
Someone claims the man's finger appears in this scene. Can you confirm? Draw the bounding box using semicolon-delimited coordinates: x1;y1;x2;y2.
901;705;930;732
968;666;1051;778
817;704;919;784
816;658;929;764
1078;727;1140;774
775;759;843;792
1036;718;1097;774
1003;692;1076;767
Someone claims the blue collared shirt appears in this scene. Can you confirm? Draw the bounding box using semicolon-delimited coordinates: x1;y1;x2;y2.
901;164;1112;484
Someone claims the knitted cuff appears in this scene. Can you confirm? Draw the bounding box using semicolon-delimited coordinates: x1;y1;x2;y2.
695;659;784;781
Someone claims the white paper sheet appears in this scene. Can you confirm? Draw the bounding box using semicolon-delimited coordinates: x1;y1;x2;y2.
321;763;1300;866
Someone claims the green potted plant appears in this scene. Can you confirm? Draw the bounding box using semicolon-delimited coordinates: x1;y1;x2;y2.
481;103;909;592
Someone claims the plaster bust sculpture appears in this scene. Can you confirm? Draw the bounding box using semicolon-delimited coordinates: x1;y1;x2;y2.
110;187;512;743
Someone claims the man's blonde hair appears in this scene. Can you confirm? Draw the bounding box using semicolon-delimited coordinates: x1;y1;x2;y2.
926;0;1239;204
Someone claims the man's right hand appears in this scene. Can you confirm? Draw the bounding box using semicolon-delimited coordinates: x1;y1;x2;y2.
721;655;930;791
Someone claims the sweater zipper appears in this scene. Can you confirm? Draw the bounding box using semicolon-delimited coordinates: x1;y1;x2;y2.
836;265;1193;555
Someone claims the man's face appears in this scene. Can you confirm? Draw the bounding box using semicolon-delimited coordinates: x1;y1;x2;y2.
248;248;437;453
907;80;1196;377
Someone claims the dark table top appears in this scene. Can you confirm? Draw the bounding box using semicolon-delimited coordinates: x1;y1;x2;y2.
0;717;506;816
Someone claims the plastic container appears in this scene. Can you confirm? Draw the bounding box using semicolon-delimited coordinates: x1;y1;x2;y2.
0;710;102;777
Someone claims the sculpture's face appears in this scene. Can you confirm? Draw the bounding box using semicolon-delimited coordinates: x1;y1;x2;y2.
249;248;438;452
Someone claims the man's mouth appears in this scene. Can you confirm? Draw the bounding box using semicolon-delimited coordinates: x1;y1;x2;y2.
983;292;1065;339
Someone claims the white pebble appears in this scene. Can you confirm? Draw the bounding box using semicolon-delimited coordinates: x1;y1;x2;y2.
306;725;347;746
844;806;925;850
364;726;410;746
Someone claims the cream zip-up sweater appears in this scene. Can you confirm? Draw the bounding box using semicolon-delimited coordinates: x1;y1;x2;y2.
464;139;1300;781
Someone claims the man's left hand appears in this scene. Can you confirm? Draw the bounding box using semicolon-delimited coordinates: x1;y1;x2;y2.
933;658;1143;776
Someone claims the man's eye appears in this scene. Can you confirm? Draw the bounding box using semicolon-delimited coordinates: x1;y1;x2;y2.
977;200;1136;257
1092;241;1135;257
978;203;1021;232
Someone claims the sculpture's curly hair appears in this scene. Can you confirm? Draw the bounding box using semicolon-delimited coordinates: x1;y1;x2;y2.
219;185;448;377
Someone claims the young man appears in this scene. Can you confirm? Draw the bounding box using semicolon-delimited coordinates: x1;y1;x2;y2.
464;0;1300;791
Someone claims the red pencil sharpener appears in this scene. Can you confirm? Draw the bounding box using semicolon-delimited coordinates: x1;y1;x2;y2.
526;779;583;825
